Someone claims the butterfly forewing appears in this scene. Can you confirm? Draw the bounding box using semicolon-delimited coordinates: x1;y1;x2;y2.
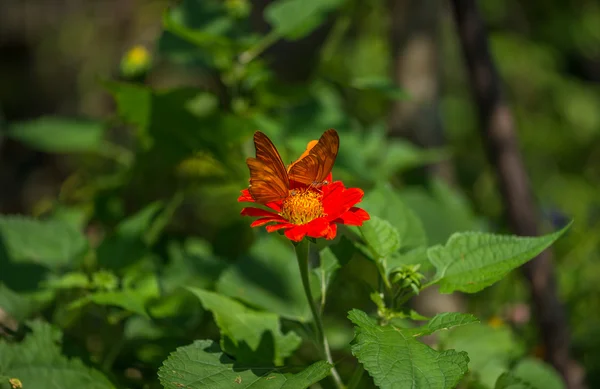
289;129;339;185
246;132;290;203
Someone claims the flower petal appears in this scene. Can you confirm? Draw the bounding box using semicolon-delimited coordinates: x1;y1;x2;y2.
333;207;370;226
323;185;364;219
251;215;287;227
266;223;294;232
284;225;309;241
241;207;279;218
324;223;337;240
238;189;255;203
303;218;333;239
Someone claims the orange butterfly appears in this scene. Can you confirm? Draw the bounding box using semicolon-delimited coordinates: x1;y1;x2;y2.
246;129;339;204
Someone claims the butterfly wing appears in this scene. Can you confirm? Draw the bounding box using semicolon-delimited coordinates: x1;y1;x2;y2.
289;129;339;185
246;131;289;203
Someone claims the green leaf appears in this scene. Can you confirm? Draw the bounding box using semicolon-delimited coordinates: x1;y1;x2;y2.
312;247;341;301
439;322;521;388
69;273;159;318
0;216;87;269
158;340;331;389
7;116;105;153
400;180;481;246
348;309;469;389
359;216;401;259
216;237;314;322
187;288;301;365
495;373;535;389
361;184;427;250
0;283;53;322
405;312;479;337
97;202;163;271
513;358;565;389
264;0;343;40
162;10;233;59
428;222;572;293
0;321;115;389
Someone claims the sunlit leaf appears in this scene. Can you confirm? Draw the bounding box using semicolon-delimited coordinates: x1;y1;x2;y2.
7;117;105;153
361;184;427;250
264;0;344;40
0;216;87;269
348;309;469;389
495;373;535;389
158;340;331;389
0;321;115;389
216;237;314;322
513;358;565;389
439;322;522;388
428;222;572;293
359;216;400;261
187;288;301;365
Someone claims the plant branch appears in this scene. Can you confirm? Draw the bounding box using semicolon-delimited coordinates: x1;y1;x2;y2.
449;1;585;388
295;239;344;389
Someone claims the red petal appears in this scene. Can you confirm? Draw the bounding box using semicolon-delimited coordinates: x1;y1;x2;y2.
333;207;370;226
303;218;333;239
284;225;309;241
251;216;286;227
241;207;278;218
238;189;255;203
324;223;337;239
323;185;364;219
265;200;283;213
266;223;294;232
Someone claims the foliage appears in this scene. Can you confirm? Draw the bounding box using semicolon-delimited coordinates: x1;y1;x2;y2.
0;0;593;388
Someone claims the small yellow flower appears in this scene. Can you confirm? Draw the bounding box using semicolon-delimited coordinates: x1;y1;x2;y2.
126;45;150;66
488;315;504;328
9;378;23;389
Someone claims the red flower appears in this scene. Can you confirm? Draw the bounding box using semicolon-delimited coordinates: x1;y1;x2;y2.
238;173;370;242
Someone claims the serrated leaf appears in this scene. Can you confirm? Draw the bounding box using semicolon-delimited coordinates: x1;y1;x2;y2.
264;0;343;40
406;312;479;337
359;216;401;259
216;237;314;322
158;340;331;389
0;321;115;389
428;222;572;293
348;309;469;389
7;116;105;153
513;358;565;389
361;184;427;250
495;373;535;389
187;288;301;365
0;216;87;269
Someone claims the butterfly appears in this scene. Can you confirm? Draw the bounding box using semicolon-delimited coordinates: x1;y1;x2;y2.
246;129;340;204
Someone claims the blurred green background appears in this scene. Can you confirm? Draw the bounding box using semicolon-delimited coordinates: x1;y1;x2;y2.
0;0;599;388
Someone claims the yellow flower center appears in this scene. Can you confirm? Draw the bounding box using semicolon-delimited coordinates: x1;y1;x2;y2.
280;190;325;225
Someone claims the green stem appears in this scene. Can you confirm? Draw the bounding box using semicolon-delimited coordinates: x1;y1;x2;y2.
295;239;345;389
346;363;365;389
238;30;280;65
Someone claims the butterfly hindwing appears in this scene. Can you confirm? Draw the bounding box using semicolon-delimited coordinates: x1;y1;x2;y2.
289;129;339;185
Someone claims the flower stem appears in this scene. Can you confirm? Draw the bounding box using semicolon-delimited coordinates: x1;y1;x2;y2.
295;239;345;389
